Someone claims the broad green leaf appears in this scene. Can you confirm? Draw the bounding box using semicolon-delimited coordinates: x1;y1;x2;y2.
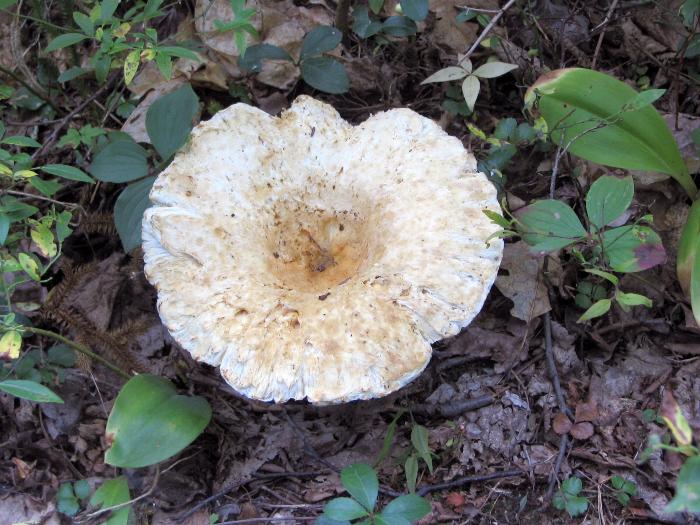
625;89;665;111
411;424;433;473
16;169;37;178
678;200;700;322
146;84;199;160
58;66;87;83
666;456;700;513
123;49;141;85
0;330;21;359
99;0;119;23
155;52;173;80
57;495;80;516
90;477;131;525
494;118;517;140
323;497;369;521
114;176;156;252
577;298;611;322
472;61;518;79
352;7;382;38
300;26;341;60
400;0;428;21
381;16;417;37
516;200;586;251
405;455;418;494
29;177;61;196
615;291;652;308
56;210;73;242
461;75;480;111
105;374;211;467
300;57;349;94
45;33;88;53
421;66;468;84
18;252;41;280
31;222;56;258
40;164;95;183
89;139;149;183
238;44;293;73
73;11;94;36
340;464;378;512
525;68;696;197
601;225;666;272
0;379;63;403
1;135;41;148
92;53;111;84
377;494;431;525
585;175;633;229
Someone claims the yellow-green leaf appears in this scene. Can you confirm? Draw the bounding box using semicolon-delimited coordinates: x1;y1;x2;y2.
30;223;57;258
123;49;141;85
18;252;41;280
660;390;693;448
0;331;21;359
16;169;38;178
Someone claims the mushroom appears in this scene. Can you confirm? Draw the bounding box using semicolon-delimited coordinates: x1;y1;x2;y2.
142;96;503;403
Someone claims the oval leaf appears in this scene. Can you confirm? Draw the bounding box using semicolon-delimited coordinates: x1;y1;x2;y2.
340;464;378;512
90;477;131;525
89;139;149;183
525;68;696;197
300;26;342;60
0;379;64;403
45;33;88;52
381;16;417;37
515;200;586;252
40;164;95;184
239;44;293;73
577;298;611;322
601;225;666;272
400;0;428;21
114;176;155;253
377;494;431;524
472;61;518;79
146;84;199;160
461;75;480;112
421;66;468;84
585;175;633;229
300;56;349;94
105;374;211;468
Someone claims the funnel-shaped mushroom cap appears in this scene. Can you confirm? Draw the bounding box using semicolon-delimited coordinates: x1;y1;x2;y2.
142;96;503;403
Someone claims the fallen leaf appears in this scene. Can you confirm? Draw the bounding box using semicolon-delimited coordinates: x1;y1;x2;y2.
552;412;573;435
570;422;594;440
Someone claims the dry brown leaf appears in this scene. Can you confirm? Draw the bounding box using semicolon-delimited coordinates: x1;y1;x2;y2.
552;412;573;435
570;422;594;440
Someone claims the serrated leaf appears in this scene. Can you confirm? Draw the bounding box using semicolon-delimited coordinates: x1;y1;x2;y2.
585;175;634;229
146;84;199;160
45;33;88;52
90;477;131;525
89;139;149;183
105;374;211;467
114;176;155;253
472;61;518;78
421;66;468;84
300;26;341;60
525;68;696;198
323;497;369;521
516;200;586;251
577;298;611;322
340;464;378;511
40;164;94;183
301;57;349;94
0;379;63;403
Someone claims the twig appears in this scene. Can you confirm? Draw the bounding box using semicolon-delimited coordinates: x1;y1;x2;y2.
543;312;572;419
544;434;569;503
2;189;82;208
335;0;351;43
217;519;316;524
410;394;494;418
416;468;524;496
591;0;620;70
464;0;518;58
23;326;131;379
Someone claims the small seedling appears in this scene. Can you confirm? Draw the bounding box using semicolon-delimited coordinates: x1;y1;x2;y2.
610;475;636;506
553;476;588;518
214;0;258;56
57;479;90;516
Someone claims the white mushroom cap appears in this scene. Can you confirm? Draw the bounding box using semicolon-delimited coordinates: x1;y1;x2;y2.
142;96;503;404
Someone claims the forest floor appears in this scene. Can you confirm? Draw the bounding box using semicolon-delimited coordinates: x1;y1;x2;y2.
2;0;700;524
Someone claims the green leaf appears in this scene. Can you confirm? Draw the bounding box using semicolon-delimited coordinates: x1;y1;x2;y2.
400;0;428;21
31;222;57;258
146;84;199;160
461;75;480;112
105;374;211;468
340;464;378;512
405;455;418;494
40;164;95;183
48;344;76;367
0;379;64;403
123;49;141;85
90;477;131;525
300;57;349;94
56;210;73;242
516;200;586;251
601;225;666;272
564;495;588;517
421;66;468;84
377;494;431;525
525;68;696;198
577;298;611;322
300;26;342;60
585;175;634;229
381;16;417;37
73;479;91;500
89;139;149;183
584;268;618;286
678;200;700;324
411;424;433;473
114;176;155;253
324;497;369;521
472;61;518;79
352;7;382;39
92;53;111;84
562;476;582;496
28;177;61;197
158;46;201;61
238;44;292;73
625;89;665;111
57;495;80;516
99;0;119;23
375;411;403;466
18;252;41;280
665;456;700;513
615;290;652;308
155;52;173;80
369;0;384;14
45;33;88;53
494;118;517;140
73;11;95;36
0;0;19;9
1;135;41;148
58;66;87;83
0;213;9;245
0;330;21;359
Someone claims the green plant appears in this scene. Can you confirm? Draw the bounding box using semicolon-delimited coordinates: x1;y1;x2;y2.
57;124;106;150
553;476;588;518
351;6;418;41
88;83;199;251
609;475;636;506
490;175;661;322
57;479;91;516
43;0;199;84
240;26;349;94
404;424;433;493
213;0;258;56
320;463;431;524
421;56;518;112
525;68;700;326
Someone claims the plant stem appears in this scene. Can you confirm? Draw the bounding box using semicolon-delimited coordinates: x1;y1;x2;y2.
22;326;131;379
335;0;351;43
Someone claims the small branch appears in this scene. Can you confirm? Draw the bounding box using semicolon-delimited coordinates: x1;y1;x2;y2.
2;189;82;208
544;434;569;503
544;312;572;419
464;0;518;58
591;0;620;70
417;468;524;496
22;326;131;379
